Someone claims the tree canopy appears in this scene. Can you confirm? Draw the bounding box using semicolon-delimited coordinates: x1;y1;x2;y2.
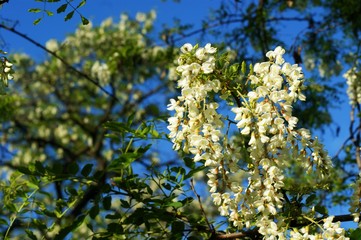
0;0;361;239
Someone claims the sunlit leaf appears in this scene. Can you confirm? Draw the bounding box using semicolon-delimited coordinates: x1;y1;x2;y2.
28;8;41;13
56;3;67;13
33;18;42;25
64;11;74;21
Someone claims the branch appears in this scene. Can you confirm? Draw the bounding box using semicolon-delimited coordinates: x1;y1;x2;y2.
212;230;262;240
0;23;119;102
0;0;9;6
190;179;215;233
171;18;244;44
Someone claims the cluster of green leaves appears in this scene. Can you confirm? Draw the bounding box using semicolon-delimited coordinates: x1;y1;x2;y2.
28;0;88;25
0;11;218;239
0;114;211;239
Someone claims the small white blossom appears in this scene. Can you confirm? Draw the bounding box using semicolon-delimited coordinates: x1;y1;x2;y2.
180;43;193;53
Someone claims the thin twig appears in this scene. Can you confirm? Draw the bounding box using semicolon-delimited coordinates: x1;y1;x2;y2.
0;23;119;101
190;178;214;233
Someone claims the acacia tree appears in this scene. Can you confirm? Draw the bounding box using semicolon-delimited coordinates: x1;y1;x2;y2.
0;0;361;239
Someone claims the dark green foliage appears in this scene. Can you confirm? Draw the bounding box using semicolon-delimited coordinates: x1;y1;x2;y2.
28;0;88;25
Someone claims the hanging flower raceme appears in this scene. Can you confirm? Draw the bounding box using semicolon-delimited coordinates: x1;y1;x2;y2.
343;67;361;105
168;44;343;239
0;50;14;94
167;43;224;174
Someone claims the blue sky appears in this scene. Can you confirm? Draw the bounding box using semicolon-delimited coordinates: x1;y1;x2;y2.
0;0;216;59
0;0;356;230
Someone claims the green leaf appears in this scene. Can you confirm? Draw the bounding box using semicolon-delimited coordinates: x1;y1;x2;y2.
184;166;206;179
66;187;78;196
54;215;86;240
314;205;327;216
249;63;254;75
107;222;123;234
35;161;45;174
77;0;86;9
66;162;79;175
181;197;193;205
32;219;47;230
229;63;239;74
105;212;122;219
0;218;7;225
45;10;53;16
64;11;74;21
187;236;200;240
162;182;171;190
89;205;99;219
107;152;141;172
26;180;39;190
86;223;93;232
17;166;33;175
104;121;132;134
50;162;63;174
184;157;195;169
33;18;42;25
25;229;38;240
167;201;183;208
81;164;93;177
350;228;361;240
171;220;185;233
28;8;41;13
120;199;130;208
305;194;316;205
241;61;246;74
81;16;89;25
56;3;67;13
103;196;112;210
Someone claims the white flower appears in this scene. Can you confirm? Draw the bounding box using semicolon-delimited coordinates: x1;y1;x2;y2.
201;57;215;74
45;39;59;52
212;193;222;205
136;12;146;22
180;43;193;53
167;99;178;111
195;47;206;60
204;43;217;54
266;46;285;65
5;61;13;67
344;67;361;105
91;61;111;84
219;204;229;216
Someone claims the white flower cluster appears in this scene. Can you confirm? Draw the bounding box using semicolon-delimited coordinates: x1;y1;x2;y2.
290;216;348;240
168;44;338;238
227;46;334;238
343;67;361;105
91;61;111;85
167;43;223;170
0;55;13;89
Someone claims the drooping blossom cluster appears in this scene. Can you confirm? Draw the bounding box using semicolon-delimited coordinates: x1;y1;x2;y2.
167;43;224;168
343;68;361;224
168;44;346;238
0;53;13;93
290;216;347;239
343;67;361;105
